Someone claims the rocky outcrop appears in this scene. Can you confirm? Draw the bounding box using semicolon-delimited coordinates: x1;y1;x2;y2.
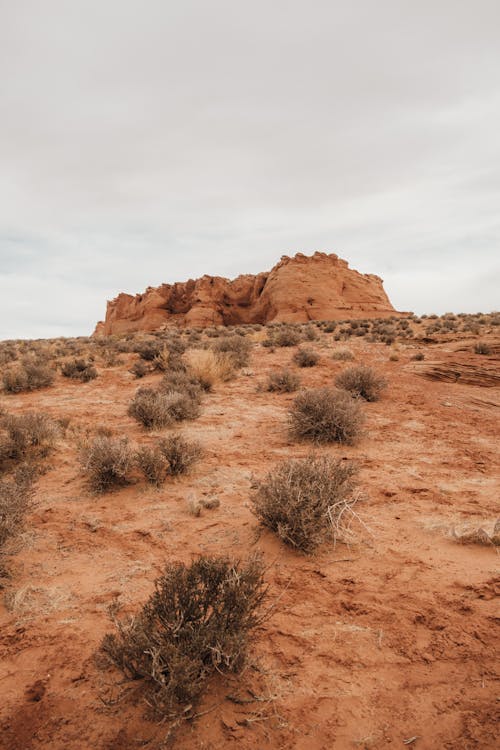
94;252;401;335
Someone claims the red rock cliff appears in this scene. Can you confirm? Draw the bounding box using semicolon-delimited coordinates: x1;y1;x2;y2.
94;252;400;335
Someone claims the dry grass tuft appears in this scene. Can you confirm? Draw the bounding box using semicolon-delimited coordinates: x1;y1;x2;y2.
100;555;267;716
185;349;235;390
289;387;364;444
252;455;359;553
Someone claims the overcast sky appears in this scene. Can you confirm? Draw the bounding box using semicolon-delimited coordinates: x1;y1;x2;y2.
1;0;499;339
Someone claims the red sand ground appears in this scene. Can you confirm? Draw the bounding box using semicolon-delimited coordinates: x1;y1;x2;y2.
0;334;498;749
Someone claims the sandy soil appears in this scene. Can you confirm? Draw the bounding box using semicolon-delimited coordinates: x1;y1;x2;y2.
0;333;498;749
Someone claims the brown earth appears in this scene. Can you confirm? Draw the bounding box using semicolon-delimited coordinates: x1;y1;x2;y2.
95;252;400;335
0;326;499;749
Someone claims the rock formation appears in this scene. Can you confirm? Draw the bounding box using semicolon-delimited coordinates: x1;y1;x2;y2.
94;252;400;335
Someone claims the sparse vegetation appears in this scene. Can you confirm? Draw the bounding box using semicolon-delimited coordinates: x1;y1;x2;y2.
292;347;319;367
0;469;34;560
61;358;98;382
289;387;364;444
128;384;201;429
252;455;358;553
2;358;55;393
157;434;203;476
331;348;354;361
212;335;252;367
474;341;491;355
335;365;387;402
100;555;267;715
79;435;133;492
266;368;300;393
185;349;235;390
0;412;59;470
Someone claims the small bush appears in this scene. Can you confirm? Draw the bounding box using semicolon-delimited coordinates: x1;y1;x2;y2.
411;352;425;361
267;326;301;348
0;470;34;554
293;347;319;368
61;358;98;382
266;368;300;393
335;366;387;402
2;358;54;393
129;382;201;429
158;434;202;476
212;335;252;368
252;455;358;552
135;445;169;486
185;349;235;390
128;388;175;429
130;360;149;378
0;412;59;468
79;435;133;492
331;348;354;361
474;342;491;355
289;387;364;444
100;555;267;716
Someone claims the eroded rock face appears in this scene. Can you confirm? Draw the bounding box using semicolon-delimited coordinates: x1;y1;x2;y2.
94;252;400;335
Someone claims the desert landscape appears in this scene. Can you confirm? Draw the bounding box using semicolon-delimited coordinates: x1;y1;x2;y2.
0;254;498;749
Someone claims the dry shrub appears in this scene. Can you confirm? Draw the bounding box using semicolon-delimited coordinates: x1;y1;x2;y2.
265;326;301;348
411;352;425;361
136;435;202;484
0;469;34;554
289;387;364;444
212;335;252;367
335;365;387;402
61;358;98;382
128;384;201;429
474;341;491;355
135;445;169;486
252;455;358;553
266;369;300;393
0;412;59;468
2;358;55;393
130;360;149;378
100;555;267;716
331;348;354;361
293;347;319;368
134;339;164;361
185;349;235;390
79;435;133;492
157;434;202;476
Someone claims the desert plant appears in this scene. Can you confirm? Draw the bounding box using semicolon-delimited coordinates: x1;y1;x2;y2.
2;358;55;393
0;469;34;554
331;348;354;361
0;412;59;468
292;347;319;367
335;365;387;402
289;387;364;444
135;445;170;486
61;358;98;382
100;555;267;715
252;455;358;552
212;335;252;367
129;383;201;429
411;352;425;361
266;368;300;393
266;326;301;348
184;349;235;390
158;434;202;476
474;342;491;355
79;435;133;492
130;360;149;378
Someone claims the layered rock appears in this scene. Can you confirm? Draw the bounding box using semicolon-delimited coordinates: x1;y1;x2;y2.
94;252;400;335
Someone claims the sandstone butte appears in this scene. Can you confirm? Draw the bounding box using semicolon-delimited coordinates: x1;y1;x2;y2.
94;251;402;336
